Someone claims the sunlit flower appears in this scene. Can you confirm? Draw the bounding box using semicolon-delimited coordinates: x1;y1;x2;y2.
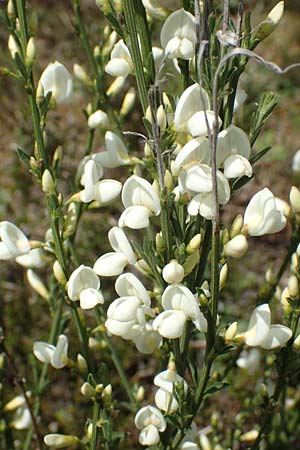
0;221;30;260
88;109;109;129
39;61;73;104
44;434;79;448
292;149;300;173
160;9;196;60
33;334;69;368
4;393;32;430
105;40;133;77
15;247;45;268
135;405;166;446
162;260;185;284
67;265;103;309
142;0;169;20
92;131;130;168
154;368;188;412
224;234;248;258
244;188;287;236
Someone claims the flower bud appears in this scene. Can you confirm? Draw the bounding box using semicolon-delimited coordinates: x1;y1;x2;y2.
240;430;259;442
290;186;300;214
145;105;166;133
102;31;118;56
293;334;300;350
156;232;165;253
25;37;36;67
219;264;228;290
120;87;136;117
281;287;291;312
36;81;44;104
106;76;126;97
288;275;299;299
8;35;20;58
42;169;55;193
183;251;199;275
199;434;211;450
255;1;284;41
186;234;201;254
135;386;145;402
291;252;298;274
53;145;63;165
27;269;49;301
7;0;16;19
162;260;184;284
224;235;248;258
77;354;88;373
73;63;90;84
81;382;95;399
44;434;79;448
164;170;173;191
102;384;112;403
144;142;153;158
88;110;109;129
225;322;237;342
29;10;38;35
53;260;67;286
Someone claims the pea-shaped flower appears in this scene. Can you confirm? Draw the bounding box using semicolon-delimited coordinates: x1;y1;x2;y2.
135;405;166;446
154;368;188;412
160;9;196;60
94;227;137;276
67;264;103;309
39;61;73;104
119;175;161;229
153;284;207;339
0;221;30;260
33;334;69;369
4;394;32;430
92;131;130;169
243;304;292;349
105;40;133;77
244;188;286;236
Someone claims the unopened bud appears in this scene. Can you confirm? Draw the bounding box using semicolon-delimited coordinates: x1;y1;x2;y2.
102;384;112;403
221;228;230;245
135;259;152;276
120;87;136;117
219;264;228;290
225;322;237;342
183;251;199;275
231;214;243;237
8;35;20;58
281;287;291;312
144;142;153;158
7;0;16;19
73;63;90;83
240;430;259;442
288;275;299;299
145;105;166;133
77;354;88;373
186;234;201;254
156;232;165;253
81;382;95;399
255;1;284;41
29;11;38;35
44;434;79;448
135;386;145;402
290;186;300;214
63;202;77;238
265;268;273;283
293;334;300;350
27;269;49;300
260;383;269;399
42;169;55;193
199;434;211;450
53;260;67;286
162;260;184;284
106;76;126;97
36;81;44;103
88;109;109;129
224;235;248;258
102;30;118;56
291;253;298;274
25;37;36;67
164;170;173;191
53;145;63;165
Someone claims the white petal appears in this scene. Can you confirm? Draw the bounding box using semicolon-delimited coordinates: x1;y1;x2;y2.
88;110;109;129
11;407;32;430
108;227;137;264
40;61;73;104
67;265;100;300
51;334;68;369
93;252;128;276
155;388;178;412
33;341;54;363
185;164;212;193
93;179;122;205
139;425;160;446
174;137;210;170
153;310;187;339
224;154;253;179
16;248;45;268
174;83;210;133
260;324;292;349
115;273;151;306
135;405;166;431
0;221;30;256
118;205;150;229
187;111;221;137
245;304;271;347
0;242;13;260
122;175;161;215
79;288;104;309
105;58;130;77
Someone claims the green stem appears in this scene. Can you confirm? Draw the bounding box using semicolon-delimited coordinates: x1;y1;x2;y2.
71;305;94;373
123;0;149;113
90;401;100;450
15;0;28;55
193;221;212;289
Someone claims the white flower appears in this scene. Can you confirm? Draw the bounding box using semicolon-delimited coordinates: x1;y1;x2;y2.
80;159;103;203
92;131;129;168
67;265;103;309
243;304;292;349
39;61;73;104
153;284;207;339
115;272;151;306
119;175;161;229
88;110;109;129
132;321;162;354
94;227;136;276
105;40;133;77
4;393;32;430
233;89;247;112
154;368;188;412
187;110;222;138
292;149;300;173
161;9;196;60
255;1;284;40
33;334;69;369
0;221;30;260
174;83;210;134
216;125;251;168
244;188;287;236
224;234;248;258
162;260;185;284
105;296;152;339
135;405;166;446
93;179;122;205
236;349;260;372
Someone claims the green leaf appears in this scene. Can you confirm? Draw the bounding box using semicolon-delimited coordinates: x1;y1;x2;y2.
250;93;278;146
250;145;272;165
17;147;30;167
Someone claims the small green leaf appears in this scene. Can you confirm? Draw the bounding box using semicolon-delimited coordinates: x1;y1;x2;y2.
203;381;229;399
